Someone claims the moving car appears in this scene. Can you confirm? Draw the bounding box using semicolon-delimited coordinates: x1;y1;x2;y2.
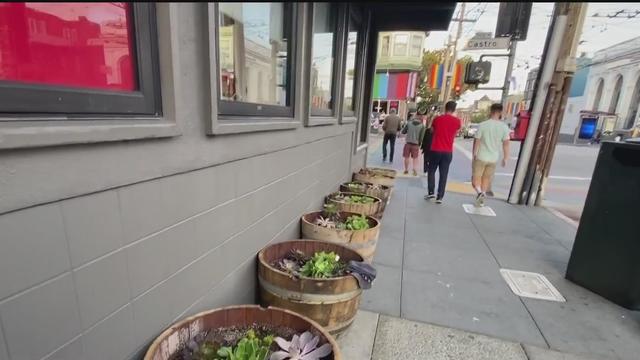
464;124;479;138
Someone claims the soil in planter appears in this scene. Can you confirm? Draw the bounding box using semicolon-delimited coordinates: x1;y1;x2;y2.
170;323;328;360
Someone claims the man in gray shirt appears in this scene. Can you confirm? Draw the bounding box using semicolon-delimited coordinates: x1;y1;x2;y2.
382;108;402;162
401;113;426;176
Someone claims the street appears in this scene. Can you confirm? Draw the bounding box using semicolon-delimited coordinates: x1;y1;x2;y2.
367;132;599;221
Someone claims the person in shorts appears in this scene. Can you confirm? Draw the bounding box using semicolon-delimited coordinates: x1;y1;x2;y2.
472;103;511;207
401;113;426;176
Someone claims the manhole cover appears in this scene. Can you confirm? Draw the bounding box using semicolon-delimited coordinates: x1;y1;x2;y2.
500;269;566;302
462;204;496;216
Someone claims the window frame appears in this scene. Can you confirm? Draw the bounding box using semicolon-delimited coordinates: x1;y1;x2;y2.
393;33;409;56
410;34;422;57
213;2;298;119
340;4;364;123
308;2;341;119
0;3;161;117
380;35;390;57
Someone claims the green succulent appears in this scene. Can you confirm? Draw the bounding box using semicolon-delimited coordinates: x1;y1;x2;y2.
215;329;273;360
344;214;370;231
300;251;344;278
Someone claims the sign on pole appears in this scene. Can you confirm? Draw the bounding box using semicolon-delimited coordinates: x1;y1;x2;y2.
464;37;511;50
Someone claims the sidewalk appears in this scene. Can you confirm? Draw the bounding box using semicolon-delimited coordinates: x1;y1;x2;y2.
338;310;598;360
347;176;640;360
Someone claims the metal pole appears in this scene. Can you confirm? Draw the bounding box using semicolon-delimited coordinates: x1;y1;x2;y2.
501;39;517;105
439;37;452;104
444;2;465;104
508;14;568;204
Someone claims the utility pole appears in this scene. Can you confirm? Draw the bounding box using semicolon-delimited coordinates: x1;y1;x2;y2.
439;35;452;105
443;2;466;105
508;2;588;205
501;39;517;105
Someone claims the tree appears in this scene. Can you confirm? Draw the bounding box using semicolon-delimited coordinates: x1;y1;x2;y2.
416;49;475;113
471;109;490;123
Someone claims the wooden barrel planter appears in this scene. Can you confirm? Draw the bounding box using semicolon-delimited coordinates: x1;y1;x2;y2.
258;240;364;336
144;305;341;360
340;182;391;217
353;169;395;187
367;167;397;178
326;192;381;218
301;211;380;262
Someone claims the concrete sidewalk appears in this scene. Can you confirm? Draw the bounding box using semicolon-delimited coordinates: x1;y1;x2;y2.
338;310;598;360
352;177;639;360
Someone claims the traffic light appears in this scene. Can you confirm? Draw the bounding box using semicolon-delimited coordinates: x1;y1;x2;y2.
464;61;491;84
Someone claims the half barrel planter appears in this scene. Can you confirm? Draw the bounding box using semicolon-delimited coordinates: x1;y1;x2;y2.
300;211;380;262
340;182;391;217
326;192;382;218
353;169;395;188
144;305;341;360
258;240;364;336
366;167;398;179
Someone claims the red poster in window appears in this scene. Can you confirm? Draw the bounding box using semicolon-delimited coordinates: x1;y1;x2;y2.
0;2;137;92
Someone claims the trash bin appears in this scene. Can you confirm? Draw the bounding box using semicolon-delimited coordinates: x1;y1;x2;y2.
566;141;640;310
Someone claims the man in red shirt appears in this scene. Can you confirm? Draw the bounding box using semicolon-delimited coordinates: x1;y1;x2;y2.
424;101;461;203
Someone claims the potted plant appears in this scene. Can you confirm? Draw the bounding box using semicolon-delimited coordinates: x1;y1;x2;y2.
259;240;374;336
325;192;381;218
339;181;391;216
353;168;395;187
144;305;341;360
366;167;397;179
300;204;380;262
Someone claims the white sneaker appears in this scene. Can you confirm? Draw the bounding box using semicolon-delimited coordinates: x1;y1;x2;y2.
475;192;486;207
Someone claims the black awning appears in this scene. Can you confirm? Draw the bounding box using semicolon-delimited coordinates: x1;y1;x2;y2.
370;2;457;31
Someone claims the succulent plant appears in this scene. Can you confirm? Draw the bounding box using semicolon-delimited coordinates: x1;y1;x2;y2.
300;251;344;278
314;216;336;229
270;332;332;360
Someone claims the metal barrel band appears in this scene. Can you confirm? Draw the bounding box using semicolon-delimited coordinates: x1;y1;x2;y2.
258;276;362;304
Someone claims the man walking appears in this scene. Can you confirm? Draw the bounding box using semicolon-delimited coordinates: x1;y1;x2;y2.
401;112;426;176
421;113;434;175
425;101;461;204
382;108;402;162
472;103;510;207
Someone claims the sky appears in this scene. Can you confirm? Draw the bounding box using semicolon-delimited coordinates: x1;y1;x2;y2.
424;3;640;107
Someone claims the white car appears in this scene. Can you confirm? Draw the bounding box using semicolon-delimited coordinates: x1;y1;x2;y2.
464;124;479;138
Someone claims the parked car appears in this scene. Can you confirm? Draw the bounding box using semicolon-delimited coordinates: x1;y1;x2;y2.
464;124;479;138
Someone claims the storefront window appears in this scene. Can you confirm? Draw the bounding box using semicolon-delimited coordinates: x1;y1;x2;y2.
217;2;293;115
343;13;360;114
309;3;337;115
0;2;136;92
0;3;160;115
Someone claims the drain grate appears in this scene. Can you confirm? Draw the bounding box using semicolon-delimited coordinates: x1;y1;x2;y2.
500;269;566;302
462;204;496;216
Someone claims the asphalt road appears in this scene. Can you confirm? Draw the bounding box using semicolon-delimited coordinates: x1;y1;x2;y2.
367;132;599;221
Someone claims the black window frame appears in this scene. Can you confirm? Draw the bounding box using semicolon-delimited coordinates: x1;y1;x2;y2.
0;3;161;117
214;2;297;119
308;2;341;118
342;5;364;118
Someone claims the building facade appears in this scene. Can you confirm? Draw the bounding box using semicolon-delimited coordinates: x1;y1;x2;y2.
0;3;455;360
583;36;640;131
372;31;425;118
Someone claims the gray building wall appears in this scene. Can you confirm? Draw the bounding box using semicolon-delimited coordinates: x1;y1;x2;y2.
0;4;368;360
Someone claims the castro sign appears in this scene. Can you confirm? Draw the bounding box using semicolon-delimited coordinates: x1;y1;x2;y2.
465;37;510;50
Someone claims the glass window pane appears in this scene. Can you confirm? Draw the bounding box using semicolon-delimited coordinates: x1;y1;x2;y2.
0;2;137;92
410;35;422;57
394;34;408;56
218;3;291;106
310;3;336;112
343;15;359;113
381;36;389;56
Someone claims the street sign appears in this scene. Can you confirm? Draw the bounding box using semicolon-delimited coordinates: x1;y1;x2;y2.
465;37;511;50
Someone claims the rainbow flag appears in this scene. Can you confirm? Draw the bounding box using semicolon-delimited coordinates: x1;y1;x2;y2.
429;64;444;89
452;62;463;90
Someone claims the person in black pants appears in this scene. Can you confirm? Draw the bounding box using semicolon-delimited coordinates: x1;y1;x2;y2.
421;120;433;175
381;109;402;162
424;101;461;203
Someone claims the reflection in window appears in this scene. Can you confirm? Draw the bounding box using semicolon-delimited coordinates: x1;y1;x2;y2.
410;35;422;57
0;2;136;91
310;3;336;112
381;35;390;57
343;15;359;113
394;34;408;56
218;3;291;106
